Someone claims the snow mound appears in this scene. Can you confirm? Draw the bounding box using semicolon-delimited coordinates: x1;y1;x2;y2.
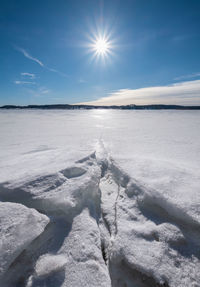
0;202;49;282
0;152;101;220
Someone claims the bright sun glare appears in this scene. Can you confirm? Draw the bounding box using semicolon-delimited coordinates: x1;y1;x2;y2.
88;31;113;61
94;37;109;55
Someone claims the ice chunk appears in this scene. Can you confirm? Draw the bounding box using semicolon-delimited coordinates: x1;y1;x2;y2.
0;202;49;280
58;208;111;287
34;254;68;277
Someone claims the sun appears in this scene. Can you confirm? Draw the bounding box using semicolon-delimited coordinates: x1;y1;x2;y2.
94;37;109;55
88;33;113;60
86;28;115;62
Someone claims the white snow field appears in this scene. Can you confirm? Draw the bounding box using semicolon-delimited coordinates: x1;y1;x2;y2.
0;109;200;287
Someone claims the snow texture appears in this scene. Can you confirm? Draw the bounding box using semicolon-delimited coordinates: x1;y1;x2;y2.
0;109;200;287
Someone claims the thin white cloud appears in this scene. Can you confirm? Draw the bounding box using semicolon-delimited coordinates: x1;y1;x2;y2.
25;86;50;97
79;78;87;83
174;72;200;81
21;72;36;79
47;67;68;78
40;88;50;94
16;47;44;67
14;80;36;85
15;46;68;78
78;80;200;106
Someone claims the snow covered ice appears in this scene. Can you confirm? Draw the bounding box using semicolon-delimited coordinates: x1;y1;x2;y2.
0;109;200;287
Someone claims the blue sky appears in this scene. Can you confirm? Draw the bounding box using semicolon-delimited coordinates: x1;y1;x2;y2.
1;0;200;105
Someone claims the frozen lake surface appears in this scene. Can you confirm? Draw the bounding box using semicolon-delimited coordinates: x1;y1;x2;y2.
0;109;200;287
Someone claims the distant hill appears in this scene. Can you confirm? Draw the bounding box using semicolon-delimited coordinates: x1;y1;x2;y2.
0;104;200;110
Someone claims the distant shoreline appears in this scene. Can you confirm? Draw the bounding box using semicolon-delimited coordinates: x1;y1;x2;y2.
0;104;200;110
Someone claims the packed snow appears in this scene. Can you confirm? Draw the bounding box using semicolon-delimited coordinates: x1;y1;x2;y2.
0;109;200;287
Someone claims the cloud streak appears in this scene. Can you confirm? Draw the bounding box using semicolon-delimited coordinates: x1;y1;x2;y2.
21;72;36;79
174;72;200;81
25;86;50;98
15;46;68;78
16;47;44;67
14;80;36;85
47;68;68;78
79;80;200;106
79;78;87;84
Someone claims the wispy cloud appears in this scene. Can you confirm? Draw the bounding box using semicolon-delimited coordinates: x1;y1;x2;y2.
174;72;200;81
25;86;50;97
79;78;87;84
79;80;200;106
15;46;68;78
14;80;36;85
21;72;36;79
47;68;68;78
40;88;50;94
15;46;44;67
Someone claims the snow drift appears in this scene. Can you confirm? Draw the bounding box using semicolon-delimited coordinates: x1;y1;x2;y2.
0;109;200;287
